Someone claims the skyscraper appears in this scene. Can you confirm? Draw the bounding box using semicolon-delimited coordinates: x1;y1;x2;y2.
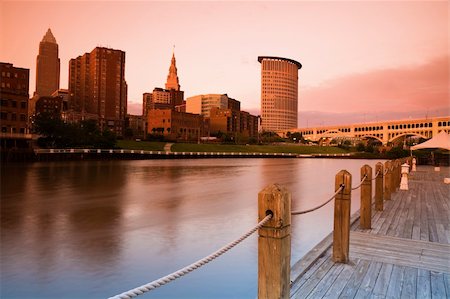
69;47;127;136
258;56;302;131
35;28;60;97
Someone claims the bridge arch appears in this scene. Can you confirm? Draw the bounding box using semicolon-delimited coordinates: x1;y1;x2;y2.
359;135;383;143
317;130;346;139
388;132;429;143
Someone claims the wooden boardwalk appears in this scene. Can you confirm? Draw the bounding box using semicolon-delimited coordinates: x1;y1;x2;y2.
290;166;450;299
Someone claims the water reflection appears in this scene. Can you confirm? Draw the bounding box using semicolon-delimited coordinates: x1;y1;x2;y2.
1;158;384;298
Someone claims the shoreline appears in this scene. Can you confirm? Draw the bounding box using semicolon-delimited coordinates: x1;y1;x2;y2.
1;148;389;163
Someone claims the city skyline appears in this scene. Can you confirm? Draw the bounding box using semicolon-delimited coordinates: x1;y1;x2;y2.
1;1;448;127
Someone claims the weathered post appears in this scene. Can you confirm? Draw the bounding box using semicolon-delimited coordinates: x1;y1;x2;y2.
384;161;392;200
258;184;291;299
333;170;352;263
391;160;397;193
360;165;372;229
375;162;384;211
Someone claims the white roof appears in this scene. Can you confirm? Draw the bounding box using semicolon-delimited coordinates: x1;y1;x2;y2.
410;131;450;151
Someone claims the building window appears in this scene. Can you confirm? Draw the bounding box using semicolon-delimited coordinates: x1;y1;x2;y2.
12;101;17;108
20;114;26;121
0;99;7;106
11;113;17;121
1;112;7;120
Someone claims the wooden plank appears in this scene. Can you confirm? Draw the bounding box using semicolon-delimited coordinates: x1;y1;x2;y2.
416;269;431;299
306;263;344;299
371;263;393;298
354;261;383;298
430;271;447;299
385;265;405;299
338;259;371;299
291;258;335;299
400;267;417;299
443;273;450;298
290;251;329;295
322;262;357;299
351;231;450;253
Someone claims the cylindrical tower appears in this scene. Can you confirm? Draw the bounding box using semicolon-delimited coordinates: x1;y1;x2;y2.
258;56;301;132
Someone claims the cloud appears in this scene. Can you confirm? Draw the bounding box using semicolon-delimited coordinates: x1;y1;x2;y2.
300;55;449;115
298;107;449;128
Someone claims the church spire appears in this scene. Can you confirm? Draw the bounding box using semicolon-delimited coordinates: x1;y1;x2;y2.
165;47;180;91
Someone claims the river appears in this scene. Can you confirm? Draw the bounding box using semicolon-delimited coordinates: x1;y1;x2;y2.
1;158;384;299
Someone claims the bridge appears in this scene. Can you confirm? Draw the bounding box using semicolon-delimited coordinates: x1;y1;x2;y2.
279;116;450;145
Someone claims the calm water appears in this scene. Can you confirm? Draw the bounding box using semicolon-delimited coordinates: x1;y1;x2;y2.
1;158;384;299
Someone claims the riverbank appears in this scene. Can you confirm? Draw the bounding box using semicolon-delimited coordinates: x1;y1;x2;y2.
2;140;415;163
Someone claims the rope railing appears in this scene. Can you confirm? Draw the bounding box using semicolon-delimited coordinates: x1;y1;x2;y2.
107;214;273;299
370;170;381;181
291;184;345;215
351;174;368;190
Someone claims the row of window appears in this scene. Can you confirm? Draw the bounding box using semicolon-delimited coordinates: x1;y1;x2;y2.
301;121;449;134
1;127;26;134
1;99;27;109
0;112;27;121
388;123;432;130
1;71;26;79
355;126;383;132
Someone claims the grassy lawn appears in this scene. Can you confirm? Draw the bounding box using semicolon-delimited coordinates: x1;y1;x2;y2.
118;140;349;154
117;140;350;154
116;140;166;151
172;143;349;154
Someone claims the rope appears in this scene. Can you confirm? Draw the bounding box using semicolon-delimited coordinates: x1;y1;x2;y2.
351;174;368;190
108;214;273;299
383;168;389;175
291;184;345;215
370;170;381;181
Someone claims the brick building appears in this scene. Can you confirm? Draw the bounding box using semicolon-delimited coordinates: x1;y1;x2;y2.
147;109;204;142
69;47;127;136
0;63;29;135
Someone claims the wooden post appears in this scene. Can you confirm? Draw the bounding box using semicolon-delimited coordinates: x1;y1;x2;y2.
375;162;384;211
360;165;372;229
384;161;392;200
390;160;397;194
333;170;352;263
258;184;291;299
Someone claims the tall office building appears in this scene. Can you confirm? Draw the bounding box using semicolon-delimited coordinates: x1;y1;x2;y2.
258;56;302;131
35;28;60;96
69;47;127;135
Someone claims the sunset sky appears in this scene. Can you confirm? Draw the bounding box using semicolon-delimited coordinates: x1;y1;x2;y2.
1;1;448;127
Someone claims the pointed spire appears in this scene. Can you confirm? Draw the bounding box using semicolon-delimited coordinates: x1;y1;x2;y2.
42;28;57;44
165;47;180;91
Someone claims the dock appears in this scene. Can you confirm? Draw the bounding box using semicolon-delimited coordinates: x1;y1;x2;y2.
290;165;450;298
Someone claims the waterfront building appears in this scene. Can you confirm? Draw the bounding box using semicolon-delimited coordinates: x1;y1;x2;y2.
147;109;204;142
125;114;144;139
258;56;302;131
34;96;63;118
0;62;29;135
186;94;229;117
35;29;60;97
142;52;184;114
69;47;127;136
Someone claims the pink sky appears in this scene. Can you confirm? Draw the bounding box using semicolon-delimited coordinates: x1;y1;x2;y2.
1;1;448;127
